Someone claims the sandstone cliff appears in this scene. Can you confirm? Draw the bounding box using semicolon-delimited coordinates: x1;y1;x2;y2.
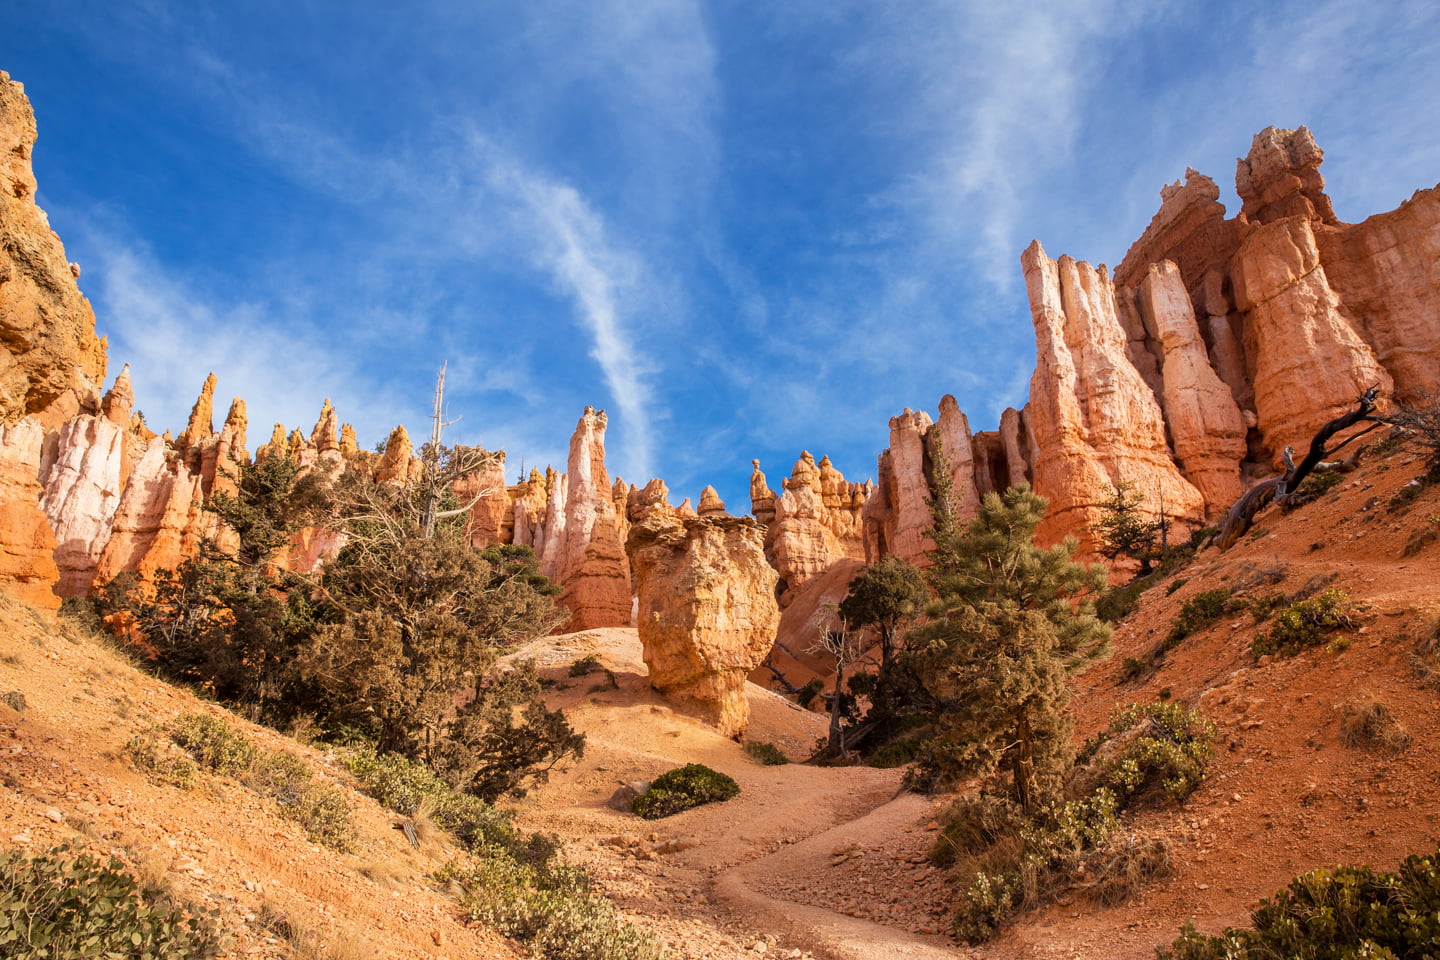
0;72;106;429
749;453;868;606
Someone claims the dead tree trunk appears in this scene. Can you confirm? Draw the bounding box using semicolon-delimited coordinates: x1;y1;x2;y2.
1217;387;1385;550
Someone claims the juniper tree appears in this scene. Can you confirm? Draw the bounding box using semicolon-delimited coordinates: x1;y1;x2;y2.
911;484;1111;813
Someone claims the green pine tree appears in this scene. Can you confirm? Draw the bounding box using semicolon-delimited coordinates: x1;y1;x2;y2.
911;484;1111;813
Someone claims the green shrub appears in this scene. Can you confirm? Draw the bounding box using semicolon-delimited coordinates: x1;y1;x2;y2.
1282;468;1344;509
1118;657;1147;681
631;764;739;820
0;845;221;959
1158;846;1440;959
868;736;926;769
569;655;601;677
170;714;355;852
1165;589;1233;647
341;748;554;864
171;714;258;777
741;741;788;766
1250;589;1355;658
1080;703;1218;807
125;728;199;789
950;790;1124;944
1245;592;1288;622
1097;578;1148;623
1164;578;1189;597
436;858;666;960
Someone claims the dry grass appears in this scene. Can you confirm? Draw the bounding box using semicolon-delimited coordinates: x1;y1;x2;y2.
261;899;372;960
1339;698;1413;753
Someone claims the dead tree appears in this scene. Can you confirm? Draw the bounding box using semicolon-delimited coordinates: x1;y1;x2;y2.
1216;386;1386;550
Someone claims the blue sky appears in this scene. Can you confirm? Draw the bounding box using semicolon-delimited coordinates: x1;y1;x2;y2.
5;0;1438;510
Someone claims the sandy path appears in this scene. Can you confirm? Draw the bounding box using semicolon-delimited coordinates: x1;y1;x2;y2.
714;791;966;960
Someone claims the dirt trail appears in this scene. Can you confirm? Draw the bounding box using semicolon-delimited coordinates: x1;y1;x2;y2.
714;791;965;960
513;628;968;960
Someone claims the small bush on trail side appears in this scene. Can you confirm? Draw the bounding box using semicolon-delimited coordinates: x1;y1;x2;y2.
1250;588;1355;659
1165;578;1189;597
741;741;788;765
1165;589;1233;648
124;727;199;789
0;844;222;959
631;764;739;820
1158;846;1440;959
341;747;554;863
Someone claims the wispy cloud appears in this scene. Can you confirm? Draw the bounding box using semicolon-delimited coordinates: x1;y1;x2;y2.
481;145;658;481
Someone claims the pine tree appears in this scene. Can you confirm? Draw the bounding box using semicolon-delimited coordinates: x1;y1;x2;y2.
1091;481;1167;575
912;484;1110;813
838;556;928;671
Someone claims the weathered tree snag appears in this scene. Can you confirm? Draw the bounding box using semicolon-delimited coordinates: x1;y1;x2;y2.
1216;387;1384;550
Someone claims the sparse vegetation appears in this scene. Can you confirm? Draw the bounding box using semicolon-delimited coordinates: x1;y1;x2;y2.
1250;588;1355;659
1389;394;1440;480
741;741;788;766
0;844;221;959
436;857;666;960
631;764;739;820
1158;846;1440;959
1339;699;1412;753
1166;589;1233;646
169;713;355;852
1165;578;1189;597
1091;481;1170;575
124;727;199;789
936;700;1213;943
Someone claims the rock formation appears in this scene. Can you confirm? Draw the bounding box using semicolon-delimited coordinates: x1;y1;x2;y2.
0;418;61;607
626;511;780;737
0;72;107;429
550;407;632;630
38;371;132;595
749;453;868;606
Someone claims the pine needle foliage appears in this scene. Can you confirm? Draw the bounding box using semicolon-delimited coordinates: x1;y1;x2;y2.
911;485;1111;813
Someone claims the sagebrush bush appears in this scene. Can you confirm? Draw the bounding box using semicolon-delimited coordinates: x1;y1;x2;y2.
0;845;221;959
341;748;553;862
1159;847;1440;959
1250;588;1354;658
170;714;355;852
741;741;788;766
171;713;258;776
1079;702;1218;807
568;655;601;677
436;858;666;960
949;790;1125;944
125;728;199;789
631;764;739;820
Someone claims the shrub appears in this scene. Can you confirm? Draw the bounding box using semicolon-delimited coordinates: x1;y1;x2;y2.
631;764;739;820
1079;703;1218;808
1339;700;1412;754
741;741;788;766
171;713;258;777
1281;468;1344;509
1165;578;1189;597
1250;589;1355;658
868;736;926;769
170;714;354;852
0;845;221;959
569;655;601;677
436;858;665;960
341;748;555;864
1165;589;1233;647
124;729;199;790
950;790;1131;944
1158;847;1440;959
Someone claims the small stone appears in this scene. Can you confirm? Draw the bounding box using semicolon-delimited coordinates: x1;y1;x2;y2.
41;807;64;823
